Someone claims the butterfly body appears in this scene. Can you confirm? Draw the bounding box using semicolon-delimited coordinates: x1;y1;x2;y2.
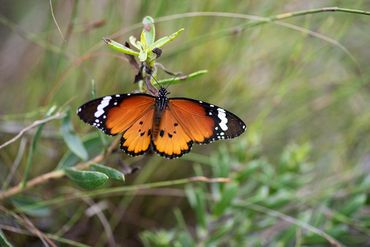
77;88;246;159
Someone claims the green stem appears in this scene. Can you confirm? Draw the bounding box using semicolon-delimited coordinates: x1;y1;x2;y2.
270;7;370;21
157;69;208;86
13;176;230;210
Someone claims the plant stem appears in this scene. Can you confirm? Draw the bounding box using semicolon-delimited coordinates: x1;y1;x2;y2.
11;176;231;211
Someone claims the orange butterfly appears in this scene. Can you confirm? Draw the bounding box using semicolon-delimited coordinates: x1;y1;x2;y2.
77;87;246;158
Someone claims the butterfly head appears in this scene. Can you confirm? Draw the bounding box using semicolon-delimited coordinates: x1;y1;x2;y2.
158;87;169;97
156;87;169;111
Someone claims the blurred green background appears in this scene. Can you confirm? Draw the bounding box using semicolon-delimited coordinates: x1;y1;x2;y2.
1;1;370;246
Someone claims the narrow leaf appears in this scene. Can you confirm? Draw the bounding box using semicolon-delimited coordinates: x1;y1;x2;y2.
21;106;57;188
103;38;139;56
151;28;184;49
0;230;13;247
129;36;141;50
11;196;51;217
65;168;109;190
213;182;238;216
138;49;147;62
90;163;125;181
142;16;155;47
57;134;104;169
157;70;208;86
61;110;88;161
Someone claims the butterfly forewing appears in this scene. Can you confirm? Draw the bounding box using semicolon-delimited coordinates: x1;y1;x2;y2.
77;94;155;136
169;98;246;144
151;98;246;158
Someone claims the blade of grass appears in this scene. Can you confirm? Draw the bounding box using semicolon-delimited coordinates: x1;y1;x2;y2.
233;202;343;247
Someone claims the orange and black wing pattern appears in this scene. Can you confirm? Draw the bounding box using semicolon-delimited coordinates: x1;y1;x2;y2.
152;98;246;158
78;90;246;159
77;93;155;156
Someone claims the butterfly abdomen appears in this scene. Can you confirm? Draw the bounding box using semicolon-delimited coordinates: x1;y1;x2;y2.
152;89;169;139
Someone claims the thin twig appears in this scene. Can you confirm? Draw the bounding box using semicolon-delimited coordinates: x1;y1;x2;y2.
82;197;116;247
21;214;57;247
8;176;231;210
2;137;27;190
0;206;56;247
0;112;65;150
0;137;120;200
0;224;89;247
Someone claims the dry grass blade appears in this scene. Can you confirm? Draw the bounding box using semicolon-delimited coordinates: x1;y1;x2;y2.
0;112;65;150
239;203;343;247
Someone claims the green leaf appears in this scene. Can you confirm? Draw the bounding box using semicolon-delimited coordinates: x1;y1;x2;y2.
61;110;88;161
103;38;139;56
21;119;45;188
151;28;184;49
0;230;13;247
57;133;104;169
11;196;51;217
142;16;155;47
185;185;206;230
339;194;366;216
129;35;141;50
90;163;125;181
65;168;109;190
138;49;147;62
213;182;238;216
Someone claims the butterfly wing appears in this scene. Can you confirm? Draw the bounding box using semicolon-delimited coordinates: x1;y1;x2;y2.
152;98;246;158
152;108;193;158
77;93;155;156
77;93;154;135
120;106;154;156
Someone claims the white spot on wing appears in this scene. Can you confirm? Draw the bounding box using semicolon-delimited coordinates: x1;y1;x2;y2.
94;96;112;118
217;108;228;131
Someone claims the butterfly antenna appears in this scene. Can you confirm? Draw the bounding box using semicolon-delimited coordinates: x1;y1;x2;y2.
149;72;162;89
147;64;181;91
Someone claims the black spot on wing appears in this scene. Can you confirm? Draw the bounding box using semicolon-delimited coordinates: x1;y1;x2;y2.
159;130;165;137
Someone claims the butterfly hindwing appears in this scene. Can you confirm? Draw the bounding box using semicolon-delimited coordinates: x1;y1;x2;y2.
77;93;155;136
152;109;193;158
120;107;154;156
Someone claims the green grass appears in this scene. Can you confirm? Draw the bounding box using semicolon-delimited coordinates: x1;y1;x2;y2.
0;1;370;246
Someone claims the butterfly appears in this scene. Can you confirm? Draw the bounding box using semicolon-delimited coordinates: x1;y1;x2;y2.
77;87;246;159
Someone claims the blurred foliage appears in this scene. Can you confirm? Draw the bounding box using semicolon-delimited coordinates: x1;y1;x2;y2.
0;0;370;246
141;134;370;246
